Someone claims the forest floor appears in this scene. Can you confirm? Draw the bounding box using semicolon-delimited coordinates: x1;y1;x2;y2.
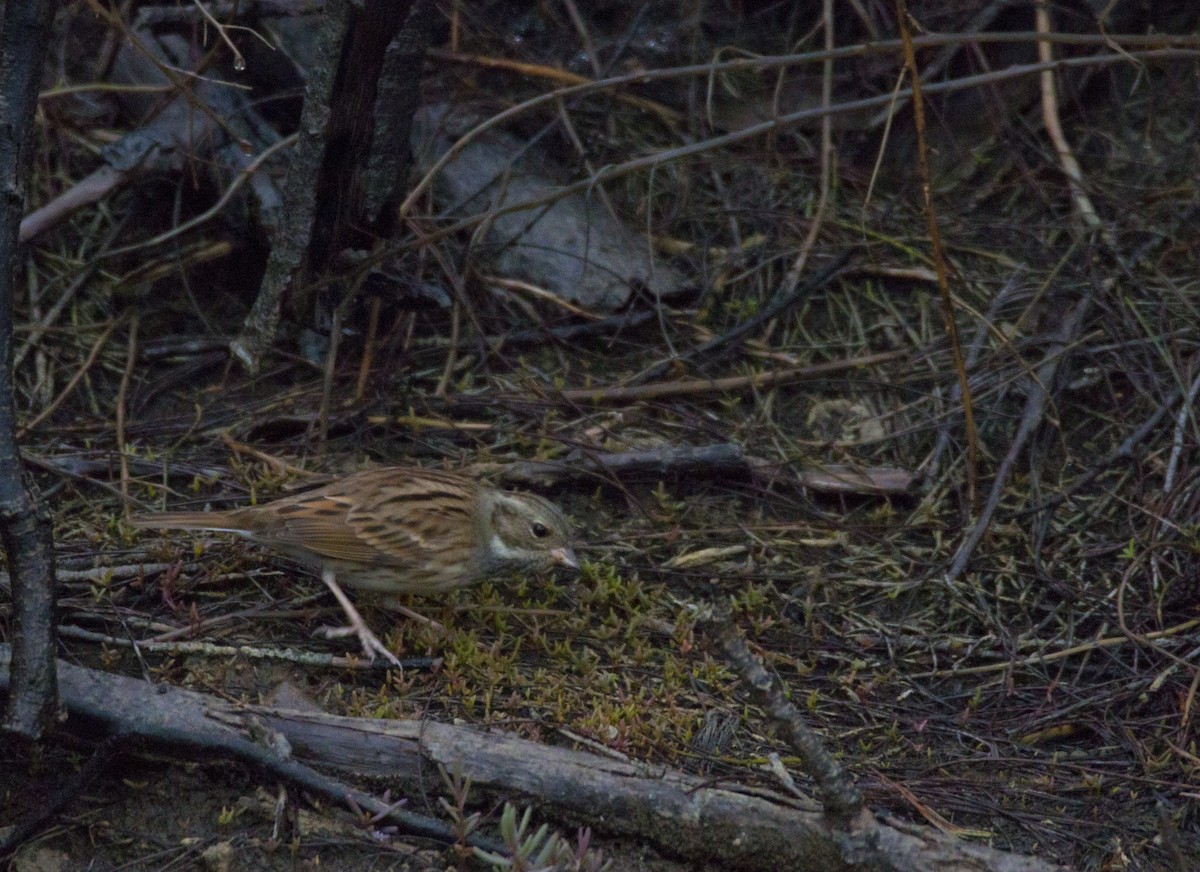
5;3;1200;871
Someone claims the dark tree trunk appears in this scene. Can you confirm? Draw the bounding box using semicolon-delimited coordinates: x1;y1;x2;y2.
0;0;60;740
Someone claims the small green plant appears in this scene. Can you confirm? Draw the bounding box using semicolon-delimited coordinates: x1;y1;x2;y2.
474;803;610;872
651;480;686;519
438;760;482;847
1120;537;1138;560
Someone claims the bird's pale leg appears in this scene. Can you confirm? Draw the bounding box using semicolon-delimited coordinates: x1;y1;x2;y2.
317;568;403;667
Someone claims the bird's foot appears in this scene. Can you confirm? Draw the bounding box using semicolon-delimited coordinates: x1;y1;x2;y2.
318;568;403;668
317;620;403;668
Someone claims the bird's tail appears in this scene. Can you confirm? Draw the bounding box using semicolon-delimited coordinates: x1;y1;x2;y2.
129;511;245;533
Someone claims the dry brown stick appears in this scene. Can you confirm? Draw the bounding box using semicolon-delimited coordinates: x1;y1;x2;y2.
353;296;382;404
895;0;978;511
116;313;139;512
218;435;315;479
436;299;461;397
484;275;607;321
548;350;901;405
430;30;1200;122
17;318;122;440
426;48;681;124
19;165;127;243
317;308;341;456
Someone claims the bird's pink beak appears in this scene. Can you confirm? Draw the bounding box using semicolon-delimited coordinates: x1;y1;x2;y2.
551;546;579;571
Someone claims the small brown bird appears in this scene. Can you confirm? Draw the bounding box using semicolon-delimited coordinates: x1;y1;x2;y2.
130;466;578;666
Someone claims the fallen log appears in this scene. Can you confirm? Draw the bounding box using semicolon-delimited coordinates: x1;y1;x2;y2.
0;646;1061;870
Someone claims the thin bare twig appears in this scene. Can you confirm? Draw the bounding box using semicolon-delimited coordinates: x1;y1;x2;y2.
17;318;123;440
550;350;902;405
1163;367;1200;495
633;249;853;384
776;0;835;295
116;313;139;511
399;39;1200;246
1036;1;1104;236
946;295;1092;581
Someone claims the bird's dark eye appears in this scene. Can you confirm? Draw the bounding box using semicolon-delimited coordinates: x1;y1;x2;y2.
531;521;549;538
